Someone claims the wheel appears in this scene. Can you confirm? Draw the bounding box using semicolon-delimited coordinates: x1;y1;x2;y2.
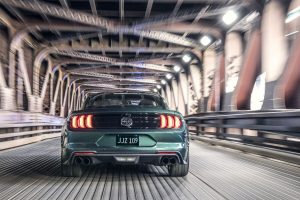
61;163;83;177
168;155;189;177
61;163;72;177
72;163;83;177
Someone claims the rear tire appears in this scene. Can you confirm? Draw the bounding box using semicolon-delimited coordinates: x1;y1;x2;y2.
61;163;72;177
72;164;83;177
61;163;83;177
168;155;189;177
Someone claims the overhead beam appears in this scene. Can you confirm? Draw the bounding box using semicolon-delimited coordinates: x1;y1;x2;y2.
59;0;69;8
0;0;199;47
37;48;173;72
131;4;247;29
89;0;97;15
55;45;187;53
70;72;158;84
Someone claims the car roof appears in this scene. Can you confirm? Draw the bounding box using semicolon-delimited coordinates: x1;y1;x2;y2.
87;92;162;98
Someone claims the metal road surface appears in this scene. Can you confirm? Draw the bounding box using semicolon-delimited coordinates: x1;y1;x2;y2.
0;138;299;200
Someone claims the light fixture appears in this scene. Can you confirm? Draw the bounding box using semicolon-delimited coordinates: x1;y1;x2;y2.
222;10;238;25
153;88;158;92
285;6;300;23
173;65;181;72
161;79;167;84
165;73;173;80
200;35;212;46
182;54;192;63
156;85;161;89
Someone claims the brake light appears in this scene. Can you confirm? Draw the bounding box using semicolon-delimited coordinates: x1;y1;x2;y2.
174;116;182;129
167;116;174;128
86;115;93;128
160;115;167;128
159;114;182;129
71;116;79;129
70;114;94;129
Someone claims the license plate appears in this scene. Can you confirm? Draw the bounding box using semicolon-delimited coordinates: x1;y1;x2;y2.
116;135;139;146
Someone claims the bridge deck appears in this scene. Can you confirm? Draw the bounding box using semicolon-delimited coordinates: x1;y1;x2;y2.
0;138;299;200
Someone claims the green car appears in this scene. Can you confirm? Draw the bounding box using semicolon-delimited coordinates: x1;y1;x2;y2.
61;92;189;177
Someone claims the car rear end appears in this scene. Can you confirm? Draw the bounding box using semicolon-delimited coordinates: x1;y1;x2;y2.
61;93;189;177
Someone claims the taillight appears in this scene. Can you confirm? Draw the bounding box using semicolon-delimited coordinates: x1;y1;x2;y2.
174;116;182;129
159;114;182;129
71;116;79;129
78;115;86;128
85;115;93;128
160;115;167;128
70;114;94;129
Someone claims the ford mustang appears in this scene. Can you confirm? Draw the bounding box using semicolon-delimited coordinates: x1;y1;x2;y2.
61;92;189;177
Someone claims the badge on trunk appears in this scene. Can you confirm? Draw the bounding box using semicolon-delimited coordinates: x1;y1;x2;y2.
121;116;133;128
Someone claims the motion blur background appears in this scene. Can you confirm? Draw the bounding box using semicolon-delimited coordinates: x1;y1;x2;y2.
0;0;299;151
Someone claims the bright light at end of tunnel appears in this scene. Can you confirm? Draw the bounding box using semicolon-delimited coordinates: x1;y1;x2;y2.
156;85;162;89
182;54;192;63
200;35;212;46
222;10;238;25
165;73;173;80
161;79;167;84
173;65;181;72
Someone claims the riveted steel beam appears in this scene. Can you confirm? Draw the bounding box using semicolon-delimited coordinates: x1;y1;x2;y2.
53;50;172;72
0;0;199;47
0;0;117;29
53;45;187;54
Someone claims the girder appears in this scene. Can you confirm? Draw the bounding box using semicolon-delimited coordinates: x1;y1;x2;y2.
53;45;187;54
67;67;165;75
69;71;158;83
131;4;248;30
0;0;117;29
0;0;200;47
53;50;173;72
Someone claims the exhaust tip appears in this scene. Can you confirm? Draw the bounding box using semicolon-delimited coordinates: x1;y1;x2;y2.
161;157;170;165
169;157;177;165
83;157;91;165
75;157;83;165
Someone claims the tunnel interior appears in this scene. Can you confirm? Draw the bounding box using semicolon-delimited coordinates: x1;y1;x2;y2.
0;0;300;199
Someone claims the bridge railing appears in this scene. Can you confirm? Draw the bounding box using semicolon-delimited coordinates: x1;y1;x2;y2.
185;109;300;152
0;111;64;150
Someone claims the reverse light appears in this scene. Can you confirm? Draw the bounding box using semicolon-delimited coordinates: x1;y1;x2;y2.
70;114;94;129
159;114;182;129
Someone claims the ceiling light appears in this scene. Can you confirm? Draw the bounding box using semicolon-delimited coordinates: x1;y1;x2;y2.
153;88;158;92
200;35;212;46
165;73;173;80
156;85;161;89
182;54;192;63
161;79;167;84
285;6;300;23
222;10;238;25
173;65;181;72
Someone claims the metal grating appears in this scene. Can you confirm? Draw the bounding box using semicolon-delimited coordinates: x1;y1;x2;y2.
0;138;299;199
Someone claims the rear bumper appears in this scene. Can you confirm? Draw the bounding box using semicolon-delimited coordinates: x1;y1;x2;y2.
62;145;188;165
64;151;187;166
61;128;189;165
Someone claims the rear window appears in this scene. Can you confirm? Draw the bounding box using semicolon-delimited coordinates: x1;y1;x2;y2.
84;93;167;109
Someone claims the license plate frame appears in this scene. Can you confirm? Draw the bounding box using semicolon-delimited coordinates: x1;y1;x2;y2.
116;134;139;146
